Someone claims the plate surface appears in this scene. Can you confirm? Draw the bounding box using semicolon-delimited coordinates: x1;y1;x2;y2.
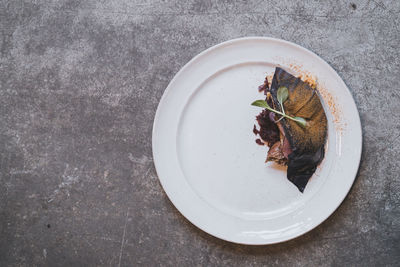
152;37;362;245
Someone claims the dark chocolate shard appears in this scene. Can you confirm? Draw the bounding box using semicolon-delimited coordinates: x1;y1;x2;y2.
270;67;327;192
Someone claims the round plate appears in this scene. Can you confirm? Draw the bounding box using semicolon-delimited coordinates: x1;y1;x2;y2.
152;37;362;245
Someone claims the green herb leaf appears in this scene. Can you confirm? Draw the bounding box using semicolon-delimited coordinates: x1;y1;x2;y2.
293;117;307;127
277;86;289;105
251;100;270;109
251;99;307;128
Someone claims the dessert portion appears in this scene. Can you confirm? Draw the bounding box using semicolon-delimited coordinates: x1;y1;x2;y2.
252;67;327;192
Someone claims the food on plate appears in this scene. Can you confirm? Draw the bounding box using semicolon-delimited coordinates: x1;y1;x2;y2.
252;67;327;192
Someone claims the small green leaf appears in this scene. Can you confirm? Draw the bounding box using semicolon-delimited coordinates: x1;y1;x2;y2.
277;86;289;105
251;99;307;128
251;100;270;109
293;117;307;127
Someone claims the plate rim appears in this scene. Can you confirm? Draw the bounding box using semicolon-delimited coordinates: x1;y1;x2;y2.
152;36;362;245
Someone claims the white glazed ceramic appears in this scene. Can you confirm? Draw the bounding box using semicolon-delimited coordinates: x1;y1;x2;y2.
152;37;362;245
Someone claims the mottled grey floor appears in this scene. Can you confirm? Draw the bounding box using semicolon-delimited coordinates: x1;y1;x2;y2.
1;0;399;266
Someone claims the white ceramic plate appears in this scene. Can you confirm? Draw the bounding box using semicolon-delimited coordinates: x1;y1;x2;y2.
152;37;362;245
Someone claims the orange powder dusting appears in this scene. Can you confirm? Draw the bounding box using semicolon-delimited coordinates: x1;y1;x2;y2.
317;84;345;132
301;74;317;89
288;63;317;88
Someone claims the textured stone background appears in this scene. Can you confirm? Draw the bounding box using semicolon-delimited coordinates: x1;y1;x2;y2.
1;0;399;266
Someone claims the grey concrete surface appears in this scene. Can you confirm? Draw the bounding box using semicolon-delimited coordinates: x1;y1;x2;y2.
1;0;399;266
